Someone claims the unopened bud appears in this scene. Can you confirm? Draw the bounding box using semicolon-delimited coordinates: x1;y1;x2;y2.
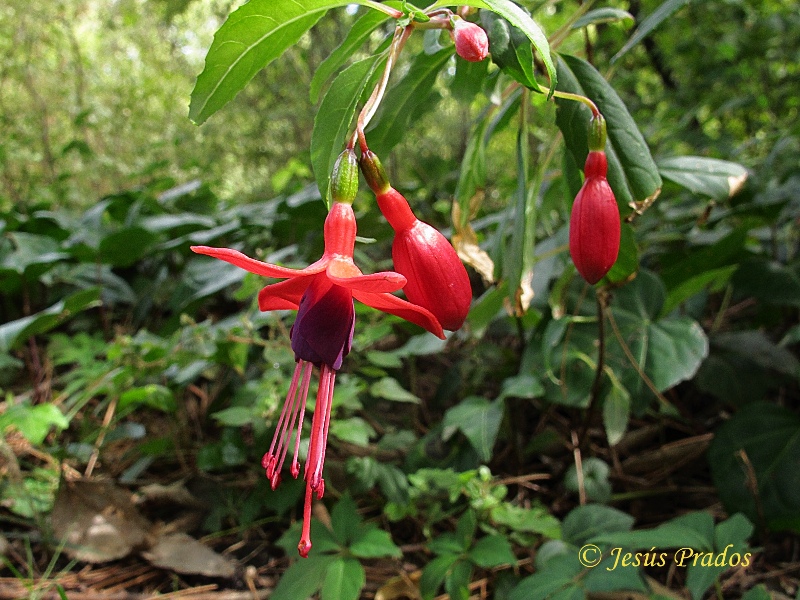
451;16;489;62
359;149;390;194
330;149;359;205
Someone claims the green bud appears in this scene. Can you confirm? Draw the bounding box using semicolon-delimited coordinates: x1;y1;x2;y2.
330;149;359;205
588;113;607;152
359;149;390;194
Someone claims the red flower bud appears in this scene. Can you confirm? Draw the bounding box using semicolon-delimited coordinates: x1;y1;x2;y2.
376;187;472;331
451;17;489;62
569;151;621;285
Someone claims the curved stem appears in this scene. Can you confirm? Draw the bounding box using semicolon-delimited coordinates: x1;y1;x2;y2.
361;0;403;19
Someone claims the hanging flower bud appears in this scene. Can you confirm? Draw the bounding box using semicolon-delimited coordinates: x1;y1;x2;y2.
330;149;359;205
450;16;489;62
360;149;471;330
569;150;621;284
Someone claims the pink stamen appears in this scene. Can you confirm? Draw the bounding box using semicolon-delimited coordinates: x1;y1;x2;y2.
264;361;310;486
289;365;313;478
305;365;332;491
298;483;314;558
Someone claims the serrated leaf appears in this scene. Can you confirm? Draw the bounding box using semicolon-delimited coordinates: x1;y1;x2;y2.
612;0;692;63
190;0;386;124
322;558;365;600
556;54;662;213
366;47;452;156
427;0;556;96
444;560;472;600
309;8;392;103
658;156;748;200
573;8;634;29
443;397;504;462
312;54;385;206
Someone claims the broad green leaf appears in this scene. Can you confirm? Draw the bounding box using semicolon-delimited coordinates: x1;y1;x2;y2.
309;8;392;103
349;527;402;558
604;223;638;283
189;0;388;124
490;503;561;537
0;232;69;275
366;47;452;156
732;257;800;308
608;270;708;408
591;514;715;552
331;494;361;546
564;457;611;503
330;416;376;446
660;226;748;297
444;560;472;600
469;535;517;568
427;0;556;96
270;555;336;600
429;533;466;555
561;504;634;546
711;330;800;379
555;54;662;213
450;52;489;103
369;376;420;403
455;509;478;548
119;385;177;413
686;514;754;600
658;156;748;200
0;403;70;446
420;553;460;600
709;403;800;532
572;8;634;29
602;382;630;446
612;0;692;63
321;558;365;600
0;288;101;354
509;566;583;600
481;10;537;88
311;54;385;206
98;227;158;267
443;396;504;462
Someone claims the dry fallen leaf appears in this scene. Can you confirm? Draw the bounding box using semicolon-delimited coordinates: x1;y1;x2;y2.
142;532;237;578
51;479;151;562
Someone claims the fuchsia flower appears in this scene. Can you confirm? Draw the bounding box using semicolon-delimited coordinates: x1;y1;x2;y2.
191;201;443;557
361;150;472;331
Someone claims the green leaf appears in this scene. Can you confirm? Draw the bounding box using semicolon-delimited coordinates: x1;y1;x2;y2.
0;403;70;446
420;553;460;600
481;10;537;88
561;504;634;546
366;47;452;156
572;8;634;29
732;257;800;308
321;557;365;600
711;330;800;379
455;509;478;548
210;406;254;427
592;513;715;552
330;416;376;446
498;374;544;400
564;457;611;503
602;382;630;446
556;54;662;213
608;270;709;408
309;7;392;103
349;527;402;558
98;226;158;267
443;396;504;462
312;54;385;206
490;503;561;537
709;403;800;532
0;232;69;275
741;585;772;600
658;156;748;200
331;494;361;546
119;384;177;413
0;288;102;354
469;535;517;568
369;376;420;403
191;0;322;123
428;0;556;96
270;555;336;600
612;0;692;63
605;223;638;283
444;560;472;600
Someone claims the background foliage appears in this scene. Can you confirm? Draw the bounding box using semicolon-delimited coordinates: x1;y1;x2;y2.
1;0;798;599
